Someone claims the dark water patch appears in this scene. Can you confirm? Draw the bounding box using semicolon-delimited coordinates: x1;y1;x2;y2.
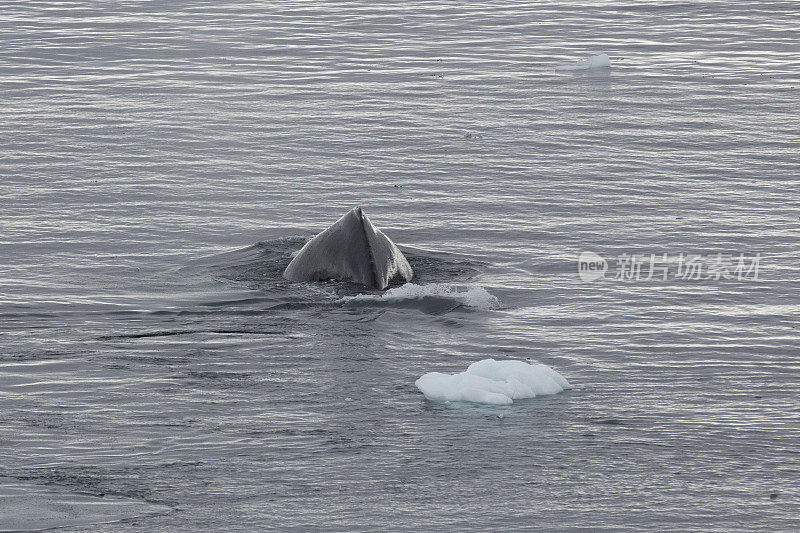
261;300;335;311
0;348;82;363
2;468;177;509
0;476;172;533
146;305;311;316
12;413;72;431
0;312;60;319
197;296;296;307
107;354;194;366
589;417;627;426
342;294;462;315
402;248;485;284
337;310;386;322
4;469;153;504
9;470;107;496
182;370;254;387
179;238;305;289
100;329;284;340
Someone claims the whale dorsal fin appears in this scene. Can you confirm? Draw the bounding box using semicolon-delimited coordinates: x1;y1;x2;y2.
283;207;413;290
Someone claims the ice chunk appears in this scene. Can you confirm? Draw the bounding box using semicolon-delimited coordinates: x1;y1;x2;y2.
415;372;515;405
555;53;611;71
415;358;570;405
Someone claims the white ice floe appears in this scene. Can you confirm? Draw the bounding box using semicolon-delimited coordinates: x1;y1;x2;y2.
342;282;500;310
555;53;611;71
415;358;570;405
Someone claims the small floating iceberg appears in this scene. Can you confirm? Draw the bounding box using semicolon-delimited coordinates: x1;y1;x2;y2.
415;358;571;405
555;53;610;71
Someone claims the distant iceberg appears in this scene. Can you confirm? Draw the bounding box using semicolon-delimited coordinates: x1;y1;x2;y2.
555;53;611;71
415;358;571;405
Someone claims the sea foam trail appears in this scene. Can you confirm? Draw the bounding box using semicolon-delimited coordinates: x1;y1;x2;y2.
341;283;500;310
416;359;571;405
555;53;611;71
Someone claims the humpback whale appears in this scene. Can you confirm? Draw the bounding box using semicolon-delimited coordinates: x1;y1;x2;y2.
283;207;413;290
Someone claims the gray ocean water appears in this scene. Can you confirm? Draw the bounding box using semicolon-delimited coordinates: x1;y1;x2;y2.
1;1;799;531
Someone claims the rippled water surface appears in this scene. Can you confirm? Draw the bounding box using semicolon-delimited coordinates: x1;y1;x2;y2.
1;1;799;531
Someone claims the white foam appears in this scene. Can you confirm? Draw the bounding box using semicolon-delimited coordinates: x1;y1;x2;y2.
342;282;500;310
555;53;611;71
415;358;571;405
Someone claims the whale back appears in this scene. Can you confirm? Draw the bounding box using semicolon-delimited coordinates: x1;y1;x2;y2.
283;207;413;290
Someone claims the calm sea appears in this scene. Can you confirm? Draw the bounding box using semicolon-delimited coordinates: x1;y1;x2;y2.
1;1;798;530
